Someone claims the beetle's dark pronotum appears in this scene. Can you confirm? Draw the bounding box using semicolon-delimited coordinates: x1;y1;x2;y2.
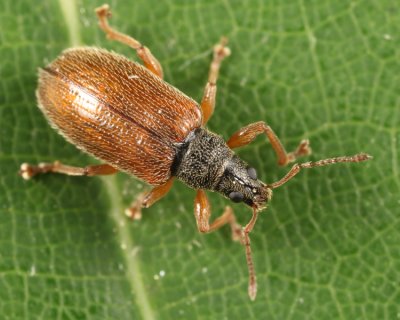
19;4;372;300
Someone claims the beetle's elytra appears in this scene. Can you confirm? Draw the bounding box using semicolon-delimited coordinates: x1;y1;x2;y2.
38;47;201;185
19;4;372;300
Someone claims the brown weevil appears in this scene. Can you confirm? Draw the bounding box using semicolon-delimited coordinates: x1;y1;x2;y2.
19;4;372;300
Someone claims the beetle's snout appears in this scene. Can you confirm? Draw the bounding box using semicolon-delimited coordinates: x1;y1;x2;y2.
216;155;273;210
252;183;272;212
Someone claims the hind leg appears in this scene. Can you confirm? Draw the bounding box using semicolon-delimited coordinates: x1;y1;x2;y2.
95;4;163;78
19;161;117;179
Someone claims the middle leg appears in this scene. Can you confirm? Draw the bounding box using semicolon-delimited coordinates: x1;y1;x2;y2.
126;178;174;220
200;38;231;126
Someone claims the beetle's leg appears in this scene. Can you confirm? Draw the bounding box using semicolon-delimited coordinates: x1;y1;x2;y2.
194;190;242;241
195;189;259;300
19;162;117;179
125;178;174;220
227;121;312;166
269;153;372;189
200;38;231;126
95;4;163;78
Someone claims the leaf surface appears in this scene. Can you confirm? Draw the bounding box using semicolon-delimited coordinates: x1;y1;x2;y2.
0;0;399;319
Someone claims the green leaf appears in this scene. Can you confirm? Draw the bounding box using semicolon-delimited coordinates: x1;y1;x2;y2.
1;0;398;319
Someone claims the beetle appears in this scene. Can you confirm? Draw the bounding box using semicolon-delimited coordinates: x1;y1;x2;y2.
19;4;372;300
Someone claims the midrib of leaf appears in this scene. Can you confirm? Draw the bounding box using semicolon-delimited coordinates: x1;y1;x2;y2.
58;0;81;46
102;177;156;320
57;1;156;319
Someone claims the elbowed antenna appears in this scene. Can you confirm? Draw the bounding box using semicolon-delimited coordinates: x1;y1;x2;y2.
242;206;260;301
268;153;372;189
242;152;372;300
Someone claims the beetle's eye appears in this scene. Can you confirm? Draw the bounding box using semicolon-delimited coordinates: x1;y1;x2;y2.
229;191;244;203
247;167;257;180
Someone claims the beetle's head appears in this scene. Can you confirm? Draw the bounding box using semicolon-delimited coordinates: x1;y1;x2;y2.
216;155;272;212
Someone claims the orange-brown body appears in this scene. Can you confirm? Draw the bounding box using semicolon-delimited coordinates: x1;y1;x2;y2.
38;47;202;185
20;4;371;301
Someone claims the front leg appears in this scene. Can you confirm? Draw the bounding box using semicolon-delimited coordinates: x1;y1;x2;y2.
194;190;260;300
227;121;311;166
194;190;241;240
